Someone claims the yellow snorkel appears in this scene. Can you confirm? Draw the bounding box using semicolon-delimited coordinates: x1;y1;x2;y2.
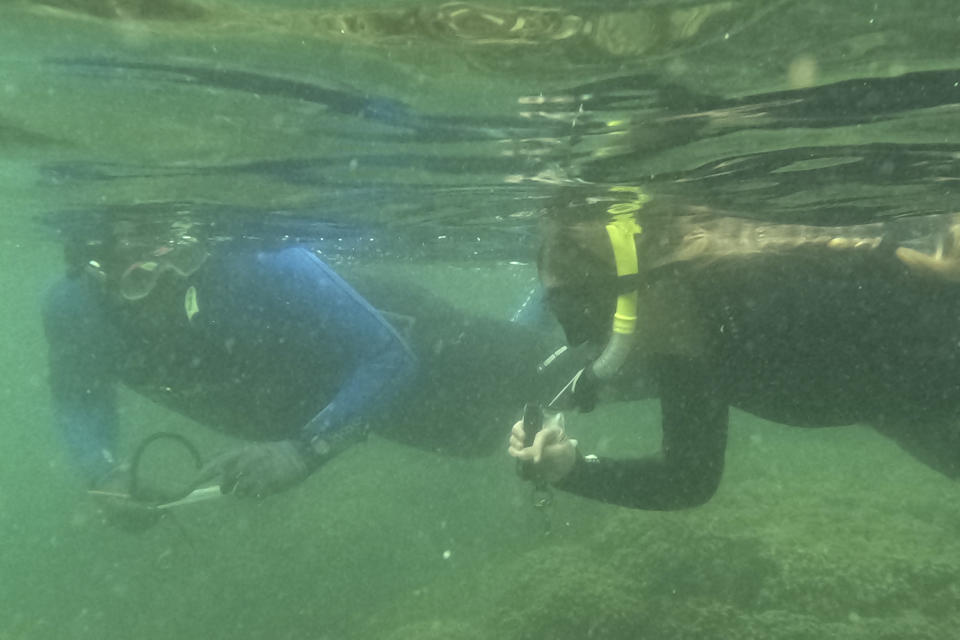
591;187;645;380
547;186;647;411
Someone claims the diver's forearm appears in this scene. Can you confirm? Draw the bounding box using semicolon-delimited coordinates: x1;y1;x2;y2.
556;452;722;510
555;355;728;511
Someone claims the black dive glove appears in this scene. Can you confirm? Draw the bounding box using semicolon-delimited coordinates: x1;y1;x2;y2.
194;439;319;498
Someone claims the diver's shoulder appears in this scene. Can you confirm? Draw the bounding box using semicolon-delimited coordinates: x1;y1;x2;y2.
42;275;96;318
201;244;316;283
254;245;334;277
41;275;109;339
259;245;319;263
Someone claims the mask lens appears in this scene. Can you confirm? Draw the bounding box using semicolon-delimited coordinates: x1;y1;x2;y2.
164;241;207;277
117;240;207;301
119;261;161;301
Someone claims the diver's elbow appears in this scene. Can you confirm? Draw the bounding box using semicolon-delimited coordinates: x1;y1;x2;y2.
679;477;721;508
671;464;723;509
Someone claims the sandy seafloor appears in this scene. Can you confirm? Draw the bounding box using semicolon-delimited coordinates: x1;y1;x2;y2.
363;418;960;640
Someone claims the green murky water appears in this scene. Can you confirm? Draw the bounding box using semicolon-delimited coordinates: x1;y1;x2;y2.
2;1;960;638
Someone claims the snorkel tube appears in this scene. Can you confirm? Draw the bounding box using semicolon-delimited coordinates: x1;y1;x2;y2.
548;187;647;411
591;212;642;380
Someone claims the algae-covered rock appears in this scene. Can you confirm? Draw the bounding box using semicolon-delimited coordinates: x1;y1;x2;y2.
382;618;486;640
356;426;960;640
490;544;650;640
362;494;960;640
598;514;780;609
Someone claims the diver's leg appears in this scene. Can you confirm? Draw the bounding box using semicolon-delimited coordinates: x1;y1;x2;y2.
345;271;564;456
872;414;960;479
388;313;564;457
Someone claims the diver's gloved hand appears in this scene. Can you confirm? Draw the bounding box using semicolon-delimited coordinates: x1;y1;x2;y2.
569;367;600;413
195;440;316;498
89;466;162;533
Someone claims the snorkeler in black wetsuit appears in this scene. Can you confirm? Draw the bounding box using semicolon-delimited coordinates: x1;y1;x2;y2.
509;206;960;510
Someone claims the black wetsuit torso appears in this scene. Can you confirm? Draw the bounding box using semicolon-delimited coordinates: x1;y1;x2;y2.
702;248;960;426
559;247;960;509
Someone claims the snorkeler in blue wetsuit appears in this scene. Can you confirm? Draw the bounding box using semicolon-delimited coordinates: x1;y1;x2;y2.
44;228;417;498
44;220;565;527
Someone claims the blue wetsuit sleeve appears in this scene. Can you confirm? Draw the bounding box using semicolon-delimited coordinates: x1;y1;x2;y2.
42;278;119;485
260;249;418;437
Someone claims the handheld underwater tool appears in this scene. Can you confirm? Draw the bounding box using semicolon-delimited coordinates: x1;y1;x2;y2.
517;402;543;482
516;402;554;509
88;432;223;511
515;402;543;481
522;402;544;448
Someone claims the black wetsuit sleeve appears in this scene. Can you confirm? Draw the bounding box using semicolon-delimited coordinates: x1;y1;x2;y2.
554;355;729;510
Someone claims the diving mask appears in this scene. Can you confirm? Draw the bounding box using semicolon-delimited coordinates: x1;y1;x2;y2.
119;239;208;301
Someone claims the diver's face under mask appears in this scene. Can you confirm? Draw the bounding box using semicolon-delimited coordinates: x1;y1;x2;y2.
117;240;208;301
544;280;617;347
